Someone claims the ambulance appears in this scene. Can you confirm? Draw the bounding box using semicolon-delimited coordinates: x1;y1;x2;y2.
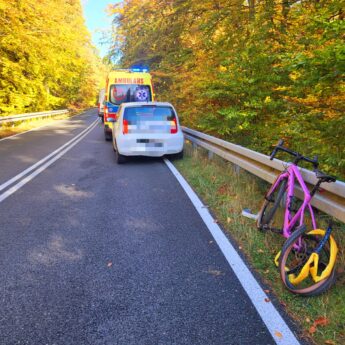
103;67;154;141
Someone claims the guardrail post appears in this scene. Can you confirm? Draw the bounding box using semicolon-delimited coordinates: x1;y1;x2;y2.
234;164;241;175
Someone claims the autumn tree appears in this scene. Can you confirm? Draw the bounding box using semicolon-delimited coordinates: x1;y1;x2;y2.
0;0;102;115
109;0;345;177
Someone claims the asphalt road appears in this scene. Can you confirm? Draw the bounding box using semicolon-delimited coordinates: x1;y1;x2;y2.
0;111;96;185
0;110;298;344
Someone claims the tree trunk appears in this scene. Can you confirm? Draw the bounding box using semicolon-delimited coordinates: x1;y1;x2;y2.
281;0;290;32
248;0;255;21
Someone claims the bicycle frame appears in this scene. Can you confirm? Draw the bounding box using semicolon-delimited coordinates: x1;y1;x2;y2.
269;164;317;239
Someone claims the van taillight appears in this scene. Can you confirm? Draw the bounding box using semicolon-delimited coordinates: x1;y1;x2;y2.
123;119;128;134
103;105;108;122
171;117;178;134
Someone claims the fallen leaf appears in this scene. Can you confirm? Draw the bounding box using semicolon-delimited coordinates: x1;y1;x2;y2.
227;217;231;224
274;331;282;339
264;298;271;303
257;249;264;253
264;289;270;293
280;301;287;307
239;246;242;250
207;269;223;276
209;240;214;244
306;317;311;323
314;317;329;327
217;184;228;195
309;325;317;334
107;262;112;268
324;340;336;345
264;269;270;274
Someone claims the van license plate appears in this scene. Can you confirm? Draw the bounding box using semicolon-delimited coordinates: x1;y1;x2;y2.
137;139;163;147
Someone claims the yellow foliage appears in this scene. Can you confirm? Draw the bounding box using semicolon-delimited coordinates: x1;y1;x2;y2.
264;96;272;104
289;71;302;81
0;0;104;114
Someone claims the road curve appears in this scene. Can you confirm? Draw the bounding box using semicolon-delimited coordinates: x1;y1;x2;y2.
0;110;302;345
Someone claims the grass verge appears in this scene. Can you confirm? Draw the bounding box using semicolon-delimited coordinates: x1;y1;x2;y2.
0;109;88;140
173;142;345;345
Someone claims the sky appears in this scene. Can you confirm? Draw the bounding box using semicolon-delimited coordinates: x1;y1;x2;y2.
81;0;120;58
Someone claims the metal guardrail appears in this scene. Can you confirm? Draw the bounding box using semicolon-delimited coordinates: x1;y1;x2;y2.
0;109;69;125
182;126;345;223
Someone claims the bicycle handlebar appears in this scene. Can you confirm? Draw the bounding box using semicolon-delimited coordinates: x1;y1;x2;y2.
270;139;319;168
270;139;284;160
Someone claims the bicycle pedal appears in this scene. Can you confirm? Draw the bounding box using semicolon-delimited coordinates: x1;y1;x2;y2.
241;208;259;220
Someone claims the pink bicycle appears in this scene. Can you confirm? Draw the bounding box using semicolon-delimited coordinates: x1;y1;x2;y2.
257;140;338;296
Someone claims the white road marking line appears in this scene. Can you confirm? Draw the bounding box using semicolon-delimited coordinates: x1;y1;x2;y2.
0;119;98;193
0;121;98;203
164;158;300;345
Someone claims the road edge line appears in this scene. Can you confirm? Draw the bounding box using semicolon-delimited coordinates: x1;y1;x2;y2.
164;158;300;345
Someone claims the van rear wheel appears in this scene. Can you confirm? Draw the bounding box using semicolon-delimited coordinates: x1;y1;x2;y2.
116;151;127;164
104;131;112;141
170;150;184;160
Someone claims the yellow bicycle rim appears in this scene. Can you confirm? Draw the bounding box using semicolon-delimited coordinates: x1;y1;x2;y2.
285;229;338;285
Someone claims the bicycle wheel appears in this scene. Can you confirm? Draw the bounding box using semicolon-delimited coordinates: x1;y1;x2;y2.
257;178;287;232
279;225;338;296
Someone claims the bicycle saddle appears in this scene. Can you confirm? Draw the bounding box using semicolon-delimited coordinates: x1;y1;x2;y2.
314;169;336;183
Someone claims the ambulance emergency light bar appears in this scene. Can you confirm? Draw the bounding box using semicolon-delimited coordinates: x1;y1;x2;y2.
130;65;150;73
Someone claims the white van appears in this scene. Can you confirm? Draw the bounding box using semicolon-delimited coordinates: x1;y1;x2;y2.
109;102;184;164
98;89;105;121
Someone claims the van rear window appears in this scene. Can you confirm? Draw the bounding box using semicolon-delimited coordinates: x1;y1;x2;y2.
109;84;152;105
123;106;176;134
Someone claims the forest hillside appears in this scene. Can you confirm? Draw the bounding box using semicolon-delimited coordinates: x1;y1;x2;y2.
110;0;344;178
